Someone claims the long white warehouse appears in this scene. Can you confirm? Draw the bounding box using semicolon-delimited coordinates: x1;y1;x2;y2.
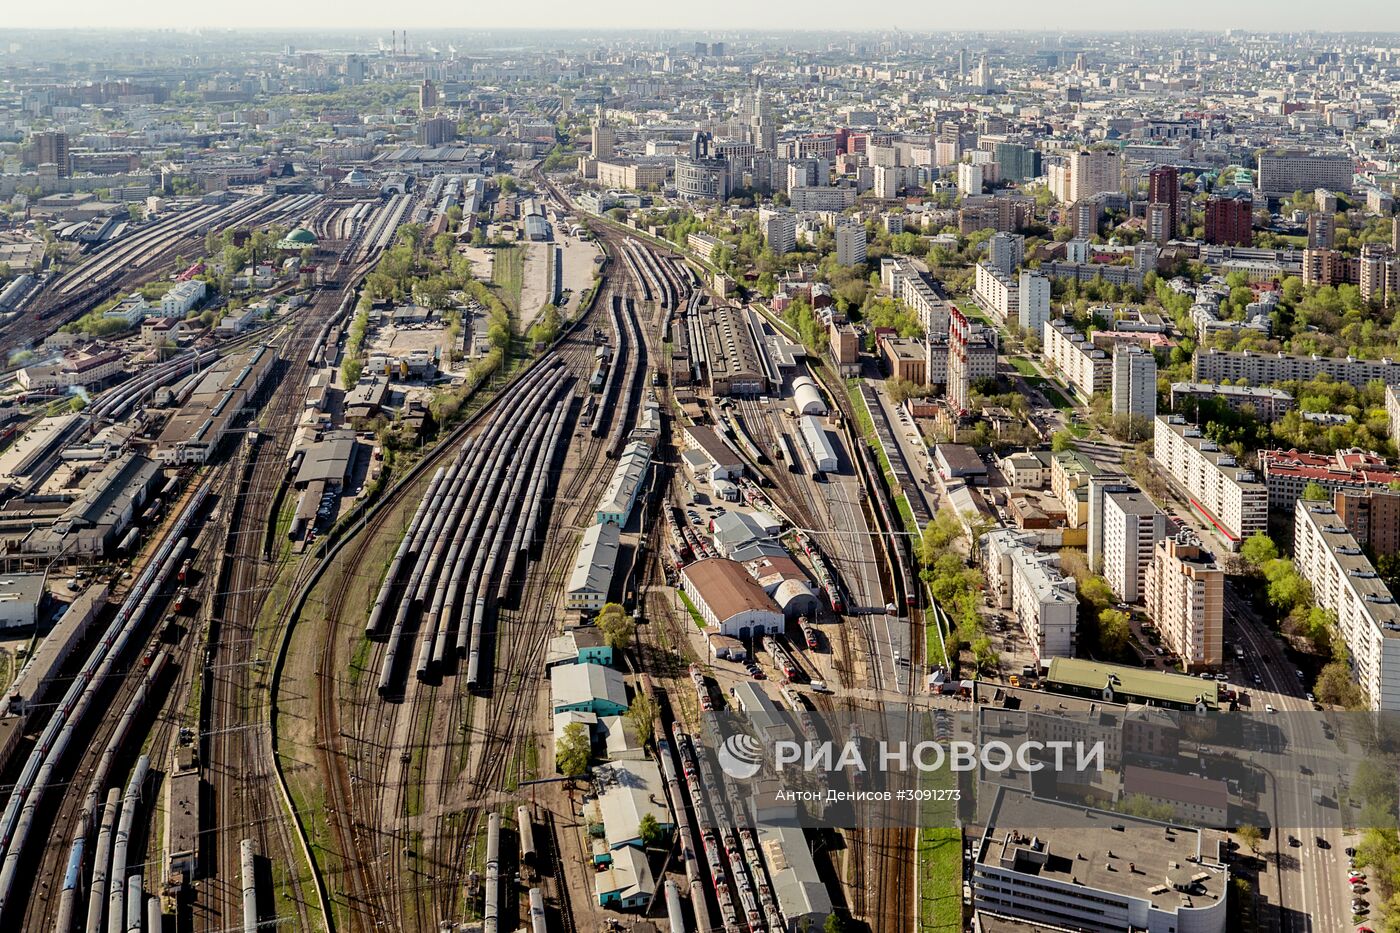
798;415;838;473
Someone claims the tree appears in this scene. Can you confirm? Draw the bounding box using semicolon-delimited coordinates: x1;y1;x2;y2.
597;602;633;651
1098;608;1131;657
823;913;847;933
555;721;591;778
920;512;964;566
638;812;665;848
1315;661;1366;709
1051;430;1076;452
1079;576;1114;612
1240;533;1279;569
626;693;658;746
1235;823;1263;853
1302;481;1330;501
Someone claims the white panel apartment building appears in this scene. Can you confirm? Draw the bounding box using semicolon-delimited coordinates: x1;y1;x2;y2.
983;530;1078;663
974;265;1048;332
1101;488;1167;603
1111;344;1157;420
758;207;796;256
1042;318;1110;401
1153;416;1268;549
1294;499;1400;711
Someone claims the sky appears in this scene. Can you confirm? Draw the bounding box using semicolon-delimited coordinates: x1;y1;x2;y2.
5;1;1400;33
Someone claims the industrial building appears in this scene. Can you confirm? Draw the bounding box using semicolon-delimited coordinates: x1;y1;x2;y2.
1044;657;1220;712
19;451;162;557
680;557;784;638
154;345;279;464
797;415;839;473
596;441;651;526
695;305;768;396
682;425;745;482
565;521;621;612
0;573;45;630
791;376;827;416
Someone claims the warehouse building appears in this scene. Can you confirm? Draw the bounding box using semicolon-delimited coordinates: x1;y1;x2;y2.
0;573;45;630
596;440;651;526
696;305;767;395
154;345;278;464
682;425;745;481
798;415;839;473
550;662;629;716
22;452;162;557
681;557;784;638
566;521;621;612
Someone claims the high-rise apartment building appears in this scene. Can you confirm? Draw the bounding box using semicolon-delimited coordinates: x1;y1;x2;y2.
957;162;984;196
1307;212;1335;249
993;142;1042;184
758;207;796;256
1334;488;1400;557
416;116;457;147
834;221;867;267
1144;536;1225;671
1101;488;1167;603
948;304;998;412
28;130;69;176
1204;192;1253;246
1294;499;1400;711
419;79;439;111
1147;165;1179;241
1111;344;1157;425
1153;416;1267;549
987;231;1024;275
1052;149;1122;203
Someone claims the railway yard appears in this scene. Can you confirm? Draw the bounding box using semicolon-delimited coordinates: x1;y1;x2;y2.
0;165;929;933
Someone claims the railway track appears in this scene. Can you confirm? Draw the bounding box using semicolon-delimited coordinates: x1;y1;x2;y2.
286;225;639;932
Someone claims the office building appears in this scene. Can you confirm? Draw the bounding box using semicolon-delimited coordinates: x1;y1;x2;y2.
591;119;615;161
972;787;1228;933
1101;488;1167;604
1153;416;1267;548
834;222;867;267
1204;192;1253;246
1258;447;1400;509
1294;500;1400;711
1257;151;1353;196
1111;344;1157;423
993;142;1041;184
674;131;730;201
1144;536;1224;671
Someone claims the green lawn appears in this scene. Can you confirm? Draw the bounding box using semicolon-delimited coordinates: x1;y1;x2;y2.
917;826;964;933
491;244;525;313
1008;356;1040;377
677;590;707;629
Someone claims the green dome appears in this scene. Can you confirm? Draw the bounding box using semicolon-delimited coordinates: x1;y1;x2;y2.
278;227;318;249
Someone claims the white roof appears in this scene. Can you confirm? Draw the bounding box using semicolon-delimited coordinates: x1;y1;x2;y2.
567;522;620;598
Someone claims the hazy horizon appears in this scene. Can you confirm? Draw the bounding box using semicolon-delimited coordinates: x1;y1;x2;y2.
5;1;1400;34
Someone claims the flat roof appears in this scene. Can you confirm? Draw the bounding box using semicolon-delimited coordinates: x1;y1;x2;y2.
1047;657;1219;709
978;787;1228;911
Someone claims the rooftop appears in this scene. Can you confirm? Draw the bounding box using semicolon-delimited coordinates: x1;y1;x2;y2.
1046;657;1219;710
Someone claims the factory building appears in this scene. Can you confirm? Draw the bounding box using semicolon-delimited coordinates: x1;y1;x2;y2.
681;557;784;638
596;441;651;526
565;521;621;613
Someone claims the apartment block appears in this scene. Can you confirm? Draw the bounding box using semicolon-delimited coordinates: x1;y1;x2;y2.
1294;500;1400;711
1333;488;1400;557
758;207;796;256
1110;344;1157;421
1169;383;1294;423
1153;416;1267;549
1101;488;1167;603
1194;349;1400;390
983;530;1078;663
1042;318;1110;401
1144;536;1224;671
1258;448;1400;509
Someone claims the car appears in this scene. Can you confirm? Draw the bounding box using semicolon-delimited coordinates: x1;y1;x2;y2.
1215;673;1228;681
1353;903;1369;914
1317;836;1330;849
1346;847;1357;857
1288;834;1300;847
1296;669;1305;680
1253;674;1263;685
1350;874;1366;883
1266;704;1276;714
1306;692;1316;703
1155;647;1166;656
1354;885;1369;895
1200;672;1212;680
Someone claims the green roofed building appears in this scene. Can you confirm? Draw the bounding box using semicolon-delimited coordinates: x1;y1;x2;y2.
276;227;318;251
1045;657;1219;712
